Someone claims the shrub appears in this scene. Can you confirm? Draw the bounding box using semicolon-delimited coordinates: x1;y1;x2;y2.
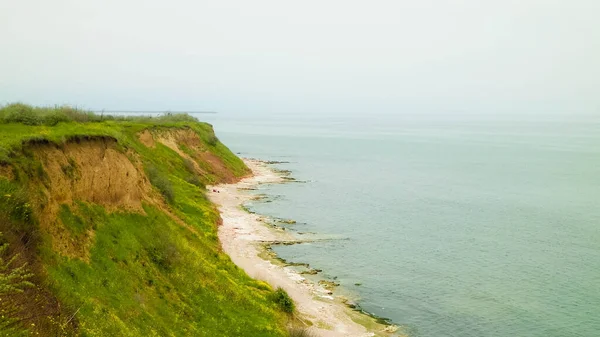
206;135;218;146
183;158;196;174
155;113;197;123
0;103;33;119
4;105;42;126
0;103;93;125
0;103;204;126
43;111;70;126
58;106;99;123
272;287;295;313
147;240;181;272
146;165;175;203
185;175;204;188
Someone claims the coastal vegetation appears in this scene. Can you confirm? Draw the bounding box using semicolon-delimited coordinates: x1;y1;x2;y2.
0;103;296;336
272;287;295;314
287;327;317;337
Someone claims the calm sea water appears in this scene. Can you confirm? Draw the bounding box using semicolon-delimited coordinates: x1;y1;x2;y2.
200;112;600;337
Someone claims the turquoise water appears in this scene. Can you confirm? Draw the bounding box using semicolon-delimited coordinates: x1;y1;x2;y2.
200;113;600;337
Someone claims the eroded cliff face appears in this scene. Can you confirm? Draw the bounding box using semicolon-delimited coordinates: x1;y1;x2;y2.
0;118;286;337
27;129;244;260
35;138;151;212
30;137;154;260
140;128;245;183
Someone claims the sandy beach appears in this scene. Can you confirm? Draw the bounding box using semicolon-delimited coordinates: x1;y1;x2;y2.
208;159;393;337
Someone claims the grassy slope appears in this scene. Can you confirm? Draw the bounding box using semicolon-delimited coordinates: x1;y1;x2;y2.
0;105;288;336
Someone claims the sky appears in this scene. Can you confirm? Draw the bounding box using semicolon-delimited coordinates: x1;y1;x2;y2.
1;0;599;115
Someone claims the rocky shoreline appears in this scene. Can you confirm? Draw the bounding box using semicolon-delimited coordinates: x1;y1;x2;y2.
208;159;400;337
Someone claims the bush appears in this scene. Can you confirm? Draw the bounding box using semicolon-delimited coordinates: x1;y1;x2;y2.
0;103;203;126
58;106;100;123
206;135;219;146
0;103;93;126
272;287;295;313
147;240;181;272
146;165;175;203
43;111;70;126
0;103;33;118
4;104;42;126
185;175;204;188
183;158;196;174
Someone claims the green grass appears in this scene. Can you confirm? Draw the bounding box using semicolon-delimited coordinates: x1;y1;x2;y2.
47;204;286;336
58;205;88;236
145;164;175;203
0;180;33;226
0;103;288;336
0;103;198;126
0;103;236;168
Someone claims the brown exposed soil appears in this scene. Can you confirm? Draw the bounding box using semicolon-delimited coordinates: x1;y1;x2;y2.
142;128;238;183
156;130;204;174
34;137;151;212
0;164;13;180
167;129;203;148
196;150;237;183
28;128;240;260
138;129;155;148
32;137;154;260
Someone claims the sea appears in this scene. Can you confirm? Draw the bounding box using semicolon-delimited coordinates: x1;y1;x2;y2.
199;112;600;337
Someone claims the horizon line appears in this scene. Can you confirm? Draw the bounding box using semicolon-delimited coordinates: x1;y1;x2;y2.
92;110;218;114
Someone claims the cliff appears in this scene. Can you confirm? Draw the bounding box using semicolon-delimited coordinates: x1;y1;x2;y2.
0;104;289;336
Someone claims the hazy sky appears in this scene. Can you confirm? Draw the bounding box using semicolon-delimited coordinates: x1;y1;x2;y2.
1;0;598;115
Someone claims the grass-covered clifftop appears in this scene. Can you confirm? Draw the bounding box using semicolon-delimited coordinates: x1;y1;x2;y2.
0;103;290;336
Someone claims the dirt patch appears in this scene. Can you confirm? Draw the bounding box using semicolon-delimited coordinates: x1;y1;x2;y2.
36;138;151;212
138;129;155;148
32;137;154;260
156;128;237;183
169;129;203;148
156;130;206;176
48;215;96;262
196;151;236;183
157;130;194;158
0;164;13;180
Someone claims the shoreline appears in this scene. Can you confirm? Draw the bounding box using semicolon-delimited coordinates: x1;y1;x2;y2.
208;159;398;337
